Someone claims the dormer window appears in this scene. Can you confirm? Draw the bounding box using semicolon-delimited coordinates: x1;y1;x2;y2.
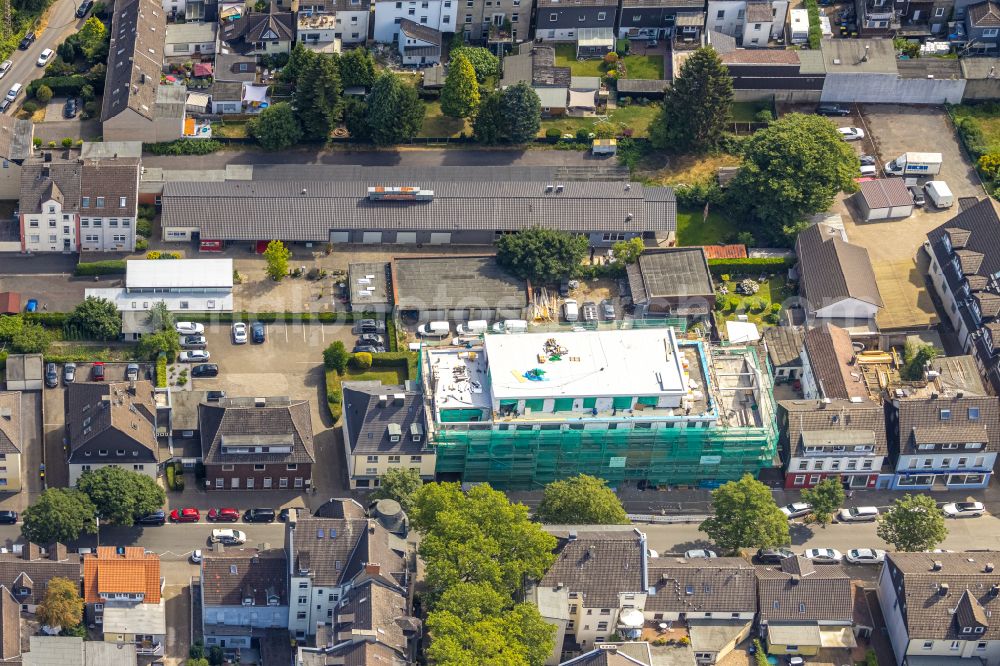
963;627;973;633
976;627;985;633
242;597;253;606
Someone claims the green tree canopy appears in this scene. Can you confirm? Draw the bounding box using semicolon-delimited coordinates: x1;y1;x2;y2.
342;96;371;141
35;85;53;103
37;577;83;630
651;46;732;153
367;72;425;146
801;478;845;525
535;474;629;525
876;494;948;552
449;46;500;82
11;320;53;354
78;16;107;61
611;237;645;266
263;239;291;281
144;301;174;332
323;340;349;373
67;296;120;340
248;102;302;151
295;53;341;141
901;341;938;381
281;43;315;86
699;474;790;554
495;227;589;284
21;488;97;545
137;328;180;361
499;83;541;144
728;113;859;244
338;47;377;89
77;467;166;526
440;52;480;118
370;468;424;513
472;90;504;145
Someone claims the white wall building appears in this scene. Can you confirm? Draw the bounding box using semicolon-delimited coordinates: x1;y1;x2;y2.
706;0;787;43
372;0;455;43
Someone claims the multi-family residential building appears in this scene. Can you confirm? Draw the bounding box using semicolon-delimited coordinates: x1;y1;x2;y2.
83;547;165;656
286;513;409;639
164;22;218;57
617;0;707;40
341;381;433;490
0;543;79;614
372;0;456;44
535;0;618;41
200;548;289;648
879;552;1000;665
398;19;443;64
706;0;787;44
220;12;296;55
458;0;527;44
779;398;888;490
795;221;883;325
79;158;141;252
855;0;951;35
966;0;1000;52
199;396;314;492
0;393;23;493
297;0;370;46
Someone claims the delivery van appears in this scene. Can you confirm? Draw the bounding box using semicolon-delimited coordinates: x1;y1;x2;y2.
456;320;488;335
924;180;954;209
417;321;451;338
492;319;528;334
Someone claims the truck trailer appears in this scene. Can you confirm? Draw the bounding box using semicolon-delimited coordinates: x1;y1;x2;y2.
883;152;943;177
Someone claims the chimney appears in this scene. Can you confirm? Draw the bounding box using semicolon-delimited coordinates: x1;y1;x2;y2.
378;395;388;407
43;152;52;163
932;560;943;571
41;166;49;178
213;542;224;553
991;584;1000;597
568;531;577;541
986;563;995;573
22;543;40;561
365;562;381;575
939;583;950;596
51;543;67;561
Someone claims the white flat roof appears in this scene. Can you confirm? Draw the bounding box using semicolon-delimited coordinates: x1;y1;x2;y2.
485;328;687;400
126;258;233;290
102;601;167;635
86;287;234;313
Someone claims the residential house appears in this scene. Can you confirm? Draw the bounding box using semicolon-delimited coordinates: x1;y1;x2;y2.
966;0;1000;52
559;644;658;666
296;13;340;52
926;198;1000;393
778;398;888;489
103;0;184;143
24;636;138;666
617;0;706;40
500;45;572;115
756;556;857;658
795;222;883;325
0;393;22;493
763;326;805;383
220;12;295;55
879;552;1000;665
459;0;527;45
885;382;999;490
398;19;442;65
297;0;370;46
706;0;787;44
798;324;868;402
164;21;217;58
200;548;289;648
372;0;456;44
199;396;314;492
83;547;165;656
0;543;78;614
535;0;617;41
644;558;756;664
625;247;715;320
286;514;409;639
0;115;33;200
342;382;432;490
79;157;141;252
0;589;22;665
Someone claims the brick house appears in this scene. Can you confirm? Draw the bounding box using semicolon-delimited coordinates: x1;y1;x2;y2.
199;397;314;491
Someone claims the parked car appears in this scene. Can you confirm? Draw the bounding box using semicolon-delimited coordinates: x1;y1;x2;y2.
600;300;615;320
581;301;598;322
786;658;805;666
755;548;796;564
175;322;205;335
182;335;207;349
802;548;844;563
846;548;886;565
206;390;226;402
62;97;78;118
838;506;879;522
170;508;201;523
126;363;139;381
232;322;248;344
63;362;76;384
780;502;812;519
91;362;105;381
36;48;53;67
0;510;17;525
210;528;247;545
0;60;12;79
207;508;240;522
179;350;211;363
191;364;219;378
353;345;385;354
817;103;851;116
0;98;11;113
251;321;266;343
359;333;384;346
18;32;35;49
860;154;877;166
859;164;877;177
136;510;165;526
279;508;291;522
190;549;202;564
45;363;58;388
75;0;93;16
357;319;385;334
684;549;717;559
243;508;276;523
909;185;926;207
942;501;985;518
837;127;865;141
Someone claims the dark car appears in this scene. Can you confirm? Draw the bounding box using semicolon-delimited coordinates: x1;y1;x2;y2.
206;390;226;402
0;98;11;114
755;548;796;564
859;154;877;166
359;333;384;346
18;32;35;49
909;185;926;207
251;321;266;344
0;510;17;525
358;319;385;334
279;508;291;522
182;334;207;349
136;510;166;526
91;362;105;381
75;0;93;17
243;508;276;523
817;103;850;116
191;363;219;378
353;345;384;354
62;97;78;118
45;363;58;388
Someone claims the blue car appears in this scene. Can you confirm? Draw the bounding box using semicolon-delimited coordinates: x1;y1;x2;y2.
24;299;37;312
251;321;266;343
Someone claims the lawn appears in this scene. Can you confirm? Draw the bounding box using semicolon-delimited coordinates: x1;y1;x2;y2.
730;100;771;122
538;104;660;137
951;103;1000;154
620;55;664;80
212;120;249;138
420;100;472;138
553;44;664;80
675;207;738;246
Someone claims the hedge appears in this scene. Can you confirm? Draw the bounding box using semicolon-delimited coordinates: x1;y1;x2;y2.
156;354;167;388
75;260;126;276
805;0;822;49
325;369;343;422
24;312;68;327
27;75;89;98
43;350;125;363
181;311;382;324
386;318;399;352
707;257;795;276
143;139;223;155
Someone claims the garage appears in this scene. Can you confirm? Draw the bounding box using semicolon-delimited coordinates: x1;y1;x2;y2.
330;231;350;243
362;232;383;244
396;232;417;244
430;233;451;244
856;179;914;221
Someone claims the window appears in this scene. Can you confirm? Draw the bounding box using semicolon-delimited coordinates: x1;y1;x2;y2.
985;28;999;37
808;474;820;484
96;197;105;208
410;455;422;463
935;6;945;16
215;478;224;488
952;641;962;650
940;409;951;420
549;12;557;21
280;478;288;488
578;14;585;20
388;455;401;463
254;464;266;471
969;407;980;420
287;463;298;471
109;219;118;227
119;197;127;207
979;641;989;649
597;11;605;19
716;9;724;18
297;612;307;620
793;475;805;485
294;478;304;488
737;8;744;17
82;197;90;207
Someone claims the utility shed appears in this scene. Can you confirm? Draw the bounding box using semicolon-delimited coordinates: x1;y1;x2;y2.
856;178;914;221
4;353;42;390
392;256;529;322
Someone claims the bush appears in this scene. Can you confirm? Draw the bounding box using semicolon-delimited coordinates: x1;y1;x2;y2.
707;257;795;275
135;237;148;252
323;341;348;372
754;109;773;124
576;128;591;142
165;464;176;490
21;101;38;114
174;476;184;491
155;355;167;388
865;650;878;666
144;139;223;155
805;0;822;49
75;260;126;276
545;128;562;140
770;302;781;313
350;351;373;370
753;640;769;666
674;180;724;208
27;75;89;98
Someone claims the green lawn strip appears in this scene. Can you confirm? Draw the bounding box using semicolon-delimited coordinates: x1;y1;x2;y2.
675;207;738;246
951;104;1000;154
729;101;768;122
538;104;659;137
553;44;605;77
419;100;471;138
621;55;663;80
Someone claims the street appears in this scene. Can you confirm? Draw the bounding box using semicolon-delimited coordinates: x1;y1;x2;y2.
2;0;83;111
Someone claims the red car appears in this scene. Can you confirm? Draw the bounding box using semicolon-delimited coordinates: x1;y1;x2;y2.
169;508;200;523
207;508;239;522
91;362;105;381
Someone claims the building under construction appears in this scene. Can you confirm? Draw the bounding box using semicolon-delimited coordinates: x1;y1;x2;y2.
421;327;778;489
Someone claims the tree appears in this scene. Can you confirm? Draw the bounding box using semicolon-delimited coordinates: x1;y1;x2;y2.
248;102;302;151
281;43;315;86
877;494;948;552
77;467;166;526
144;300;174;332
338;47;377;89
137;328;180;360
370;468;423;513
323;340;349;373
11;320;53;354
611;237;644;267
650;46;732;153
342;96;371;141
367;72;425;146
901;340;938;381
499;83;541;144
21;488;97;545
801;477;844;525
295;53;341;141
57;40;76;62
472;91;504;145
263;239;291;281
78;16;107;61
440;52;479;118
67;296;120;340
495;227;589;284
35;85;53;103
728;113;858;243
699;474;790;554
37;577;83;630
449;46;500;83
535;474;628;525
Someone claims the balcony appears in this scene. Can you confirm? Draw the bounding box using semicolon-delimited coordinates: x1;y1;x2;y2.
135;641;163;656
488;21;513;43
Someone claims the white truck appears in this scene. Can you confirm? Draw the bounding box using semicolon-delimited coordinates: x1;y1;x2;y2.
883;152;943;177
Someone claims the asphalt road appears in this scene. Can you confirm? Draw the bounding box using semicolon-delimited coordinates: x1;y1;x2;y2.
2;0;83;110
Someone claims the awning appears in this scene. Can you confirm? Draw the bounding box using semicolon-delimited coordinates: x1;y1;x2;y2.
193;63;213;78
819;627;857;649
568;89;595;109
676;12;705;26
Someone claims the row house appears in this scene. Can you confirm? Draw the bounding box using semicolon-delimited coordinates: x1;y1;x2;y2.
706;0;787;44
0;393;22;492
535;0;618;41
0;543;78;614
200;548;289;648
220;11;296;56
83;547;165;656
399;19;444;64
617;0;706;40
372;0;457;44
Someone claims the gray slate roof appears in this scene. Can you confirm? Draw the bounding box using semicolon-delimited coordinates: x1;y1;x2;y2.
763;326;805;369
289;517;407;588
0;545;79;608
803;324;866;401
0;392;21;455
336;579;415;657
342;382;426;455
161;179;676;241
645;557;757;614
756;557;853;623
199;397;314;466
894;393;1000;453
66;381;158;464
393;255;528;311
399;18;441;45
19;157;83;214
299;642;407;666
221;12;294;52
969;0;1000;27
102;0;166;123
201;548;288;607
539;532;645;609
779;398;888;457
626;247;714;303
796;222;883;310
0;116;32;163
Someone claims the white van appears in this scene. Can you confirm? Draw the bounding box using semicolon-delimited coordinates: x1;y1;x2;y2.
563;299;579;322
456;320;488;335
924;180;954;209
492;319;528;334
417;321;451;338
6;83;22;101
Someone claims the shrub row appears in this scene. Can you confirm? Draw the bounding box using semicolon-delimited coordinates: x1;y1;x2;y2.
28;75;90;98
24;312;68;327
386;318;399;352
325;369;343;422
43;350;123;363
156;354;167;388
143;139;223;155
707;257;795;275
75;260;126;276
804;0;822;49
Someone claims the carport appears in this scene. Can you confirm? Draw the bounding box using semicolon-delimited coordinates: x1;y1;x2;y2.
856;179;914;221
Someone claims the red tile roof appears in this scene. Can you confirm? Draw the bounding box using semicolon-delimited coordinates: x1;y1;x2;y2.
82;546;161;604
702;244;748;259
0;293;19;315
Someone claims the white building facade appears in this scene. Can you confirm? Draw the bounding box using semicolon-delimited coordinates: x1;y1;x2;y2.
372;0;456;43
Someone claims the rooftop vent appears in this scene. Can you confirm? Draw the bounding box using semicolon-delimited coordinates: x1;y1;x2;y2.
987;563;995;573
933;560;943;571
939;583;950;596
393;393;405;405
254;397;266;407
378;395;388;407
